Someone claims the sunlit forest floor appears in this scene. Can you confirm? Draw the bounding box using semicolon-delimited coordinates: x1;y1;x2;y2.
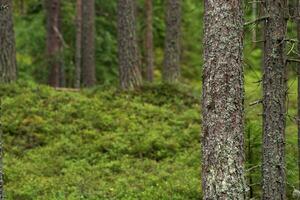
0;69;298;199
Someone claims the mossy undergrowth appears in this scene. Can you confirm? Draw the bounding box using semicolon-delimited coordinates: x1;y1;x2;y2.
0;82;201;200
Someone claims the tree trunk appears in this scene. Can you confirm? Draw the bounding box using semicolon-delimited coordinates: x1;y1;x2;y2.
81;0;96;87
46;0;62;87
202;0;247;199
144;0;154;82
163;0;181;83
297;0;300;190
117;0;142;90
75;0;82;88
0;0;17;83
262;0;287;199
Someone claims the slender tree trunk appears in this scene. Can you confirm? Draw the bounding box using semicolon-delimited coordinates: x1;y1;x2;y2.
19;0;25;15
202;0;247;199
163;0;181;83
297;0;300;190
262;0;287;199
46;0;62;87
144;0;154;82
0;0;17;83
81;0;96;87
117;0;142;90
75;0;82;88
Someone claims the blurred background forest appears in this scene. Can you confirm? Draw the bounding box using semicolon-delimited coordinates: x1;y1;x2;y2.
1;0;300;199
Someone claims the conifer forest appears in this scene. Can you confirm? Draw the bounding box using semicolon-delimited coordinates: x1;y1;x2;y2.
2;0;300;199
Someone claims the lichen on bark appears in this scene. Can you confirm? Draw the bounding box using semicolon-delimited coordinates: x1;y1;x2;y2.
202;0;247;199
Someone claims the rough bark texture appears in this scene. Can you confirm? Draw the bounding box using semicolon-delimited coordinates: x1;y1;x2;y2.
144;0;154;82
75;0;82;88
117;0;142;90
262;0;287;199
82;0;96;87
46;0;62;87
202;0;247;199
0;0;17;83
163;0;181;83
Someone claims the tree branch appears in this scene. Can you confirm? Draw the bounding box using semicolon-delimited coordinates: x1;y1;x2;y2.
244;16;269;26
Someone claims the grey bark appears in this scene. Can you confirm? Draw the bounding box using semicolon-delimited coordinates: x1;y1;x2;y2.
0;0;17;83
144;0;154;82
117;0;142;90
46;0;62;87
81;0;96;87
75;0;82;88
202;0;247;199
163;0;181;83
261;0;287;199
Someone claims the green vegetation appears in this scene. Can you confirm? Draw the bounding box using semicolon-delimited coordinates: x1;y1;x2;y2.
0;71;299;199
1;82;201;199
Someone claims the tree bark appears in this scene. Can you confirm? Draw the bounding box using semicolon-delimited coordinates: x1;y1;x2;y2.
262;0;287;199
81;0;96;87
297;0;300;190
144;0;154;82
0;0;17;83
46;0;62;87
117;0;142;90
163;0;181;83
75;0;82;88
202;0;247;199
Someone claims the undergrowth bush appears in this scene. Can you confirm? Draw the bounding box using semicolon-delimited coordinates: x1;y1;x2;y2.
0;82;201;200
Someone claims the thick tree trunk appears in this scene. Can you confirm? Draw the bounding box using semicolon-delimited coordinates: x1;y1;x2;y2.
262;0;287;199
81;0;96;87
75;0;82;88
163;0;181;83
117;0;142;90
0;0;17;83
144;0;154;82
202;0;247;199
46;0;62;87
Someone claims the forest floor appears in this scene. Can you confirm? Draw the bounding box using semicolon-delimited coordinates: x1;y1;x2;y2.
1;82;201;200
0;69;299;199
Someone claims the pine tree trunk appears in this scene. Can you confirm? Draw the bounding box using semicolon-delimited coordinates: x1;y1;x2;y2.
117;0;142;90
144;0;154;82
81;0;96;87
262;0;287;199
0;0;17;83
297;0;300;190
202;0;247;198
75;0;82;88
163;0;181;83
46;0;62;87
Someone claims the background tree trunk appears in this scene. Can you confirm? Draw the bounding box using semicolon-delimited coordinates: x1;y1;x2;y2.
75;0;82;88
297;0;300;190
46;0;62;87
117;0;142;90
144;0;154;82
81;0;96;87
163;0;181;83
262;0;287;199
0;0;17;83
202;0;247;198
